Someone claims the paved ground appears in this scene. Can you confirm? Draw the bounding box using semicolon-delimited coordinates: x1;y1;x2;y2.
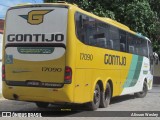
0;86;160;118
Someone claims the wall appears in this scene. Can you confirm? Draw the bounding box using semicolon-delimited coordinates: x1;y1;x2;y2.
153;61;160;84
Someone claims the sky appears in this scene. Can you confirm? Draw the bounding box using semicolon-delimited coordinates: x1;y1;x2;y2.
0;0;43;19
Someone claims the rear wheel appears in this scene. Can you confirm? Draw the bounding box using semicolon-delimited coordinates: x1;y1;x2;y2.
87;84;101;110
35;102;49;108
100;83;111;108
134;81;148;98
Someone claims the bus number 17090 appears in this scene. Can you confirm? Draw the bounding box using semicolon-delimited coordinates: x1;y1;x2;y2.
80;53;93;61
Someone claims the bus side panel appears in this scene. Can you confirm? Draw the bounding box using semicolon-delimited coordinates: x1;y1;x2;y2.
119;54;134;95
65;8;78;103
74;40;122;102
74;69;87;103
121;56;151;95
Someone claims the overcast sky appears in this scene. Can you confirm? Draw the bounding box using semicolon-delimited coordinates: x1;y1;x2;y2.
0;0;43;19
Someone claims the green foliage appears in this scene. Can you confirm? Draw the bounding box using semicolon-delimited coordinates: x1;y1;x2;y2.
44;0;160;54
44;0;115;19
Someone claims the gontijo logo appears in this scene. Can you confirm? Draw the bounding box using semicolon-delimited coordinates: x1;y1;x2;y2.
19;10;53;25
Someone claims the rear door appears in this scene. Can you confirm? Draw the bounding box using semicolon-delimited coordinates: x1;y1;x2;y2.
4;5;68;87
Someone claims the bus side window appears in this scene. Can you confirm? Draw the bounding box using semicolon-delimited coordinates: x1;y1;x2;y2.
109;26;120;51
138;39;148;57
128;34;135;54
79;15;83;28
148;42;153;64
108;40;113;49
89;36;96;46
135;47;139;54
97;38;106;48
143;40;148;57
93;21;107;49
120;43;125;52
129;46;135;53
75;13;86;43
134;39;139;55
120;30;126;52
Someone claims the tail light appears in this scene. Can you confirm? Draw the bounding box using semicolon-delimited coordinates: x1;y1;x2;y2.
2;65;5;80
64;66;72;84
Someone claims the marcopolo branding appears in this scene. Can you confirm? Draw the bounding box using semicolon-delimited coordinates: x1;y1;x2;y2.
19;10;53;25
104;54;126;66
7;34;64;42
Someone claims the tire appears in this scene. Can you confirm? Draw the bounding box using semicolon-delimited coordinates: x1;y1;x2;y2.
87;84;101;110
35;102;49;108
134;81;148;98
100;83;111;108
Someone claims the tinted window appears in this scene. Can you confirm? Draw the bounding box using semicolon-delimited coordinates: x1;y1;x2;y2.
138;39;148;57
109;26;120;50
128;34;135;54
120;30;127;52
148;41;153;64
75;12;109;49
75;13;85;43
134;38;140;55
75;12;125;52
89;19;108;48
75;12;149;58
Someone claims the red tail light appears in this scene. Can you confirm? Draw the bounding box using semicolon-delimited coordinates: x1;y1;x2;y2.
64;66;72;84
2;65;5;80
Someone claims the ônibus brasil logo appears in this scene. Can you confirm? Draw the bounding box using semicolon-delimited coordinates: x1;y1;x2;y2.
19;10;53;25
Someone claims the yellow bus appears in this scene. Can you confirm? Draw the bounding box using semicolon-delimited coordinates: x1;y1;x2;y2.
2;2;154;110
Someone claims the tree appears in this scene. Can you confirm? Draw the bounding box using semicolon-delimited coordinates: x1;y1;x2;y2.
44;0;160;54
44;0;115;19
149;0;160;53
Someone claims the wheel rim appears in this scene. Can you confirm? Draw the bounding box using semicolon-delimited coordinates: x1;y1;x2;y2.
94;87;100;105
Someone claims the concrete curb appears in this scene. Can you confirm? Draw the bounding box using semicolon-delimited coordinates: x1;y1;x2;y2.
153;84;160;87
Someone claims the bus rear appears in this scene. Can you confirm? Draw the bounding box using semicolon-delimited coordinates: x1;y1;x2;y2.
2;4;73;104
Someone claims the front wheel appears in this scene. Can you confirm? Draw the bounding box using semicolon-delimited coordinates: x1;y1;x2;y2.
87;84;101;110
134;81;148;98
100;83;111;108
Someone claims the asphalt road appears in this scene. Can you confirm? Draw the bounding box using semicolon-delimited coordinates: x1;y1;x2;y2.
0;86;160;117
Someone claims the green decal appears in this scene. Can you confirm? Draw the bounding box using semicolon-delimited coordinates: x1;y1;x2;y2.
17;47;54;54
123;55;143;88
129;56;143;87
123;55;138;87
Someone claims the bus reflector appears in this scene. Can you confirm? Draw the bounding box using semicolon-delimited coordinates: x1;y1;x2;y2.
64;66;72;84
2;65;5;80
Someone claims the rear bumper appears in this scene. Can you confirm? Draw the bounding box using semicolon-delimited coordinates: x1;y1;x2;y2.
2;81;74;103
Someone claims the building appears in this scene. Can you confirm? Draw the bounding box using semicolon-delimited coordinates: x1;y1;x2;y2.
0;19;4;33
